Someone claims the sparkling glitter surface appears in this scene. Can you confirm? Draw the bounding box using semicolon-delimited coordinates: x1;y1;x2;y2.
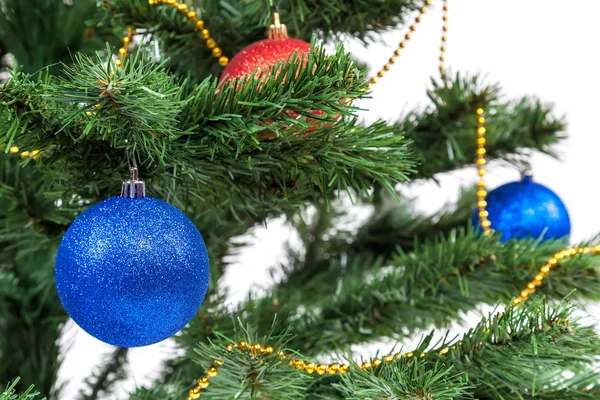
55;196;210;347
471;175;571;242
219;37;311;82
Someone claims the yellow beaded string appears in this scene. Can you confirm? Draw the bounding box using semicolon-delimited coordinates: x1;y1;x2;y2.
439;0;448;75
149;0;229;67
475;107;492;235
7;146;40;160
115;27;135;68
366;0;431;90
185;242;598;398
512;244;600;306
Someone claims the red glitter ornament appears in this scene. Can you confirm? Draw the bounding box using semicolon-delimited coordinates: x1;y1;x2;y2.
219;37;311;83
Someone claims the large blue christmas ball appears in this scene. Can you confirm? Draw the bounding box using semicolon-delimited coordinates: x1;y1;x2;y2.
471;175;571;242
55;196;210;347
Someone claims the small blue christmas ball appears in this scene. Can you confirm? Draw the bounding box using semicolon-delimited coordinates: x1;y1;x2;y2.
55;196;210;347
471;175;571;242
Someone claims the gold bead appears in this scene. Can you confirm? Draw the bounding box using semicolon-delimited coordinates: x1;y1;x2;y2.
441;45;446;51
520;290;529;299
439;65;446;71
476;108;484;115
237;340;248;350
149;0;156;4
400;41;406;48
177;3;187;10
225;344;233;352
377;71;384;77
548;258;558;266
294;359;305;370
420;352;425;358
477;137;486;145
534;274;544;282
207;366;218;377
439;55;445;61
384;64;391;71
196;20;205;30
277;350;286;359
479;211;488;218
421;7;427;13
123;36;131;44
443;4;448;10
305;362;315;374
384;355;393;364
9;146;19;153
361;361;371;370
31;149;40;157
339;364;349;374
477;148;486;156
443;25;448;31
394;353;402;360
316;364;327;375
206;38;216;49
477;190;487;197
214;359;224;366
477;127;486;135
218;56;229;66
405;33;411;40
118;47;127;56
250;342;261;355
410;25;416;31
327;364;339;374
197;376;209;389
372;359;382;368
442;34;448;41
527;286;536;294
201;29;210;39
439;347;449;355
477;180;486;187
115;59;122;68
443;15;448;21
370;77;377;84
189;387;201;399
481;220;492;228
212;48;222;57
476;159;486;167
416;17;421;23
395;49;401;56
389;57;396;63
19;151;30;158
262;346;273;356
527;282;536;290
512;298;521;306
477;200;487;208
187;11;197;19
478;117;485;124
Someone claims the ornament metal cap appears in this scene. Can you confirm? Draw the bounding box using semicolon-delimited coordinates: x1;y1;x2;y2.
267;12;288;39
121;167;146;198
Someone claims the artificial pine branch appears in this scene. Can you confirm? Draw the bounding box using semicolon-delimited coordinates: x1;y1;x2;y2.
172;231;600;386
98;0;427;80
1;378;45;400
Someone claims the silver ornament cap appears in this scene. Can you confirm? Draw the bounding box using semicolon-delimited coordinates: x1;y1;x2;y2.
121;167;146;198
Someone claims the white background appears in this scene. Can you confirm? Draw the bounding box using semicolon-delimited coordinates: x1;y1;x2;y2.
57;1;600;398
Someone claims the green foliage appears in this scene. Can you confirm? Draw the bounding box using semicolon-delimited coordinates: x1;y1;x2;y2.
0;0;105;75
1;378;45;400
0;0;596;399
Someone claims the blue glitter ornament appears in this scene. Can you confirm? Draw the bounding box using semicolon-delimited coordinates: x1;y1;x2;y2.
471;175;570;242
55;169;209;347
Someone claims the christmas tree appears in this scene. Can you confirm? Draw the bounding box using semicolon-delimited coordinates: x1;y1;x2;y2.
1;0;599;399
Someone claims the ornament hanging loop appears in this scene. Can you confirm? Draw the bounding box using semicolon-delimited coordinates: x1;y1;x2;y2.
121;146;146;198
267;12;288;39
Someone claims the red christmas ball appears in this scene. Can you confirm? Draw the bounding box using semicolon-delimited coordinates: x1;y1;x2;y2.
219;37;311;82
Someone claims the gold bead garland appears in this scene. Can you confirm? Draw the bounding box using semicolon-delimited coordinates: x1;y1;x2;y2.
513;244;600;306
439;0;448;74
148;0;229;67
186;242;599;397
8;146;40;160
366;0;432;90
115;27;135;68
475;107;492;235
